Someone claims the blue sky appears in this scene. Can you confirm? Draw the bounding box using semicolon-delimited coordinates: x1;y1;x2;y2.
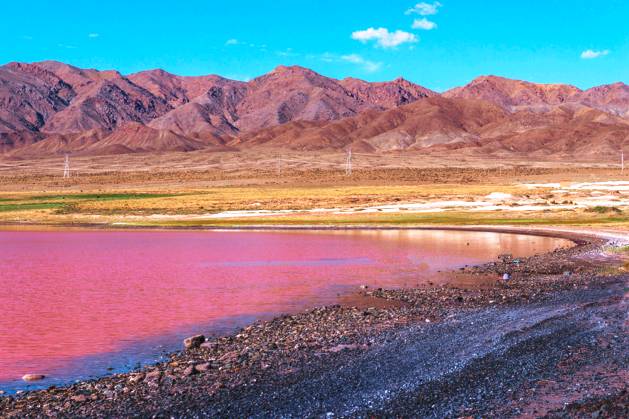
2;0;627;91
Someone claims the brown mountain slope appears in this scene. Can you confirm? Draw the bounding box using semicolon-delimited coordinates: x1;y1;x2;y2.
443;75;582;110
574;82;629;117
1;60;627;159
443;76;629;118
237;95;629;157
148;83;247;140
41;73;172;134
7;130;106;158
84;122;225;155
146;65;438;138
236;97;509;151
128;69;245;107
339;77;438;108
231;65;376;132
0;62;74;133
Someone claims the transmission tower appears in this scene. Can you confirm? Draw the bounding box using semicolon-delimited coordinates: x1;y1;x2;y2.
63;154;70;178
277;154;282;176
345;148;352;176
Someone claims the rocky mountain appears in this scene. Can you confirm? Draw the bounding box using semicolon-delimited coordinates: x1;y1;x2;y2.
575;82;629;117
0;61;627;158
443;75;582;110
0;62;74;133
0;62;439;155
236;96;629;157
339;77;437;109
128;69;241;108
444;75;629;117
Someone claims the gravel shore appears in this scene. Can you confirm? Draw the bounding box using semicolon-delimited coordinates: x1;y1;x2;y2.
1;230;627;418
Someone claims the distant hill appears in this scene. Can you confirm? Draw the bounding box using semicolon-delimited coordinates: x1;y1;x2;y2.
1;61;627;159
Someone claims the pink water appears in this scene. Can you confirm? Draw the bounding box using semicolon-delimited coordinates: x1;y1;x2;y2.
0;229;571;391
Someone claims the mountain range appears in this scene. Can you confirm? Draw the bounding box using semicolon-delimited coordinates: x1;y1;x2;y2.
1;60;627;159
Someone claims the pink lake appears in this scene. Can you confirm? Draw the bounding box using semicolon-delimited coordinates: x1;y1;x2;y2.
0;229;572;392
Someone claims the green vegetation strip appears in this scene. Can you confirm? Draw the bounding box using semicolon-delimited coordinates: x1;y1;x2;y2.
27;193;178;202
0;203;65;212
0;193;180;213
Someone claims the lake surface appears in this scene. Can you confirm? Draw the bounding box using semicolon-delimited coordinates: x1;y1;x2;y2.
0;229;572;392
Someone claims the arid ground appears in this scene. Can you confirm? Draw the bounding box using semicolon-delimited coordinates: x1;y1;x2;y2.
2;151;629;229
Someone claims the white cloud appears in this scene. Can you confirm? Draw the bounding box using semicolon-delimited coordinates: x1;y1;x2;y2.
580;49;610;59
57;43;77;49
351;27;418;48
406;2;442;16
276;48;299;57
412;18;437;30
340;54;383;72
225;38;240;46
88;33;99;38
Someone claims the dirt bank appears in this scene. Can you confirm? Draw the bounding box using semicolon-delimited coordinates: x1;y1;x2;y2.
0;228;627;418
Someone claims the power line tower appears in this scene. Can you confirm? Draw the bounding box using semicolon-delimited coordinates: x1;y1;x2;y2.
277;154;282;177
345;148;352;176
63;154;70;178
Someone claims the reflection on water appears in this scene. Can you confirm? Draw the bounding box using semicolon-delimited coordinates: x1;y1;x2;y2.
0;229;572;391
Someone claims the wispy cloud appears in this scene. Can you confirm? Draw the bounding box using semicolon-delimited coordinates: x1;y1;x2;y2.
57;43;77;49
310;52;383;73
412;18;437;30
405;2;442;16
88;33;99;38
22;35;34;40
276;48;299;57
340;54;383;72
351;27;418;48
225;38;268;52
580;49;610;59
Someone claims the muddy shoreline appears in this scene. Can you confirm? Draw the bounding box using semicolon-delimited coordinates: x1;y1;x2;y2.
1;227;627;417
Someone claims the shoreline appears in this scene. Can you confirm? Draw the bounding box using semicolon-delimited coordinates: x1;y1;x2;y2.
1;220;624;241
1;226;627;417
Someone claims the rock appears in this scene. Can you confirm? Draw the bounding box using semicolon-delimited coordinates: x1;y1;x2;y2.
325;344;366;353
128;373;144;384
22;374;45;382
200;342;217;350
144;370;162;383
194;363;211;373
182;366;196;377
71;394;87;402
183;334;206;350
219;351;239;362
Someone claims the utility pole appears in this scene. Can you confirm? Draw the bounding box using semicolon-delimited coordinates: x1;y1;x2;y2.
345;148;352;176
63;154;70;178
276;154;282;176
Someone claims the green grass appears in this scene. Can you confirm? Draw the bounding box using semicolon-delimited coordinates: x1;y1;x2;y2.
585;206;623;214
0;202;65;213
604;244;629;254
27;193;178;202
0;193;180;214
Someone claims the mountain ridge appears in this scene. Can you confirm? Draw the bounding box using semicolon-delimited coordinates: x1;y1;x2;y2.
1;61;627;158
